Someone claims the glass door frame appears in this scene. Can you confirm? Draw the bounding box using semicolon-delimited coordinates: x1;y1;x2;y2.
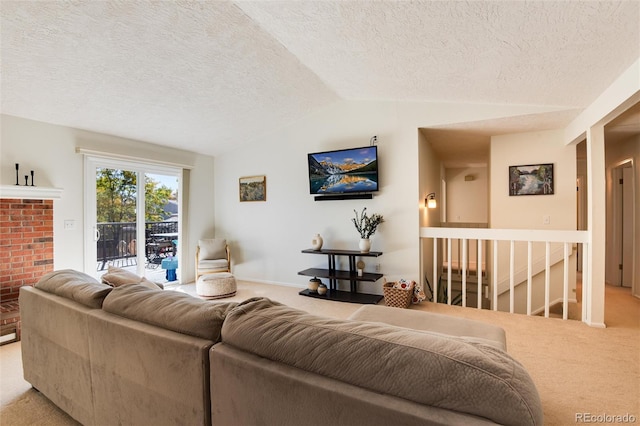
83;155;182;281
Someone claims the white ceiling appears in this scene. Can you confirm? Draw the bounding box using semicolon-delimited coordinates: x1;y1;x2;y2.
1;1;639;160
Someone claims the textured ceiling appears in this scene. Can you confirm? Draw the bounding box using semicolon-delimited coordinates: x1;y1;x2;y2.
236;1;638;106
1;1;639;160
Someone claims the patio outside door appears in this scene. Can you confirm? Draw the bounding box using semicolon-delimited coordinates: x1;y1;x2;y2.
84;156;181;283
94;167;139;279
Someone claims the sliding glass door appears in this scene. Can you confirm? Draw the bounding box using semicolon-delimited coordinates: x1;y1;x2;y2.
94;167;139;275
84;156;181;284
143;172;179;281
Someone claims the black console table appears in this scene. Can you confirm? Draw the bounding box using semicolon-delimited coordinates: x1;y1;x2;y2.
298;248;383;304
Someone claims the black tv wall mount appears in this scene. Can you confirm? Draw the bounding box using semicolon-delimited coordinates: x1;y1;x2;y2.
314;193;373;201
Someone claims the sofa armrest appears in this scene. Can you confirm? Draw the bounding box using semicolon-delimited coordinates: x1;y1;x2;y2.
19;286;96;425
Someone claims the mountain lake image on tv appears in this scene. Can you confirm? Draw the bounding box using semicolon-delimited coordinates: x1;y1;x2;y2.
308;146;378;194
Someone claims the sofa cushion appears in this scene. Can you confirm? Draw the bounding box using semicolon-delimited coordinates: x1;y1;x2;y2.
221;298;543;426
102;284;238;341
197;259;229;271
101;266;163;290
198;239;226;260
35;269;113;309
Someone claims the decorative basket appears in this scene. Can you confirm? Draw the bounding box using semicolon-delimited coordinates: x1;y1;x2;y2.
383;280;415;309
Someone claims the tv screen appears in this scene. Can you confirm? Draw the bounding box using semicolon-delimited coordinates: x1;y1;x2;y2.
308;146;379;195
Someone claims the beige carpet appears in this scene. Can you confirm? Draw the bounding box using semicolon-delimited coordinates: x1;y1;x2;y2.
1;280;638;425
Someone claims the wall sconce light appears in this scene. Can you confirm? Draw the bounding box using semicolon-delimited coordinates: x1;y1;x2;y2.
425;192;437;209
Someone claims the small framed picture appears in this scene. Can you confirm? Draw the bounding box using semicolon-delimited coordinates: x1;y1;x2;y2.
239;175;266;202
509;164;554;196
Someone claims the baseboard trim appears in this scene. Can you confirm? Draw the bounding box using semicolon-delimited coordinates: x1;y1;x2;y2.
235;276;305;289
585;320;607;328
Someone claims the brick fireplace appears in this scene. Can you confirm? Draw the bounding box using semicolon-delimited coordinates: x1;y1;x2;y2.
0;196;55;343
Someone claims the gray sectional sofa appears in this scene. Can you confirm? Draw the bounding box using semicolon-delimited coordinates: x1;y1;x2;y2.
19;269;543;426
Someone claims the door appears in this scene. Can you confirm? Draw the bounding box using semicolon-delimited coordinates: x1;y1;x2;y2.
621;166;633;288
576;176;587;271
143;172;180;282
84;156;181;283
94;167;140;277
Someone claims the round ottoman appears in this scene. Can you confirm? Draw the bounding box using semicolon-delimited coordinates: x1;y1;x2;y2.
196;272;237;299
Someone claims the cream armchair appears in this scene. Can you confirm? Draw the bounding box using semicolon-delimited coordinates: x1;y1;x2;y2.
195;238;231;279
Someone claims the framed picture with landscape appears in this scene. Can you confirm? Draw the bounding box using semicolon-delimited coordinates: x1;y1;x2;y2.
239;175;266;202
509;163;554;196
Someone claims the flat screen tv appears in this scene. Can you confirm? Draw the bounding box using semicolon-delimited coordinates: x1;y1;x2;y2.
308;146;379;195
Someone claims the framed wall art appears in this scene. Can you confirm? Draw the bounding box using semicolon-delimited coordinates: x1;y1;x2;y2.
239;175;266;202
509;164;554;196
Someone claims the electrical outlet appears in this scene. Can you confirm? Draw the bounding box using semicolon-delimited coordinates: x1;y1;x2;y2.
375;263;381;272
64;220;76;230
543;215;551;225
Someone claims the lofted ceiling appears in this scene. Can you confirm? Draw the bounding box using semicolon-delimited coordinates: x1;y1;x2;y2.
1;1;639;160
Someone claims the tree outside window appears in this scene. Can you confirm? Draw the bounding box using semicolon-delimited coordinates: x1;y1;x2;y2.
96;168;175;223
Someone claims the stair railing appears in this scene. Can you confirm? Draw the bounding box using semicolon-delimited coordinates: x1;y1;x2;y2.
420;227;590;320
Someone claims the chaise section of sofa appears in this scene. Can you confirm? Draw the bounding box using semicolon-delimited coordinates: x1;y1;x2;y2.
20;269;113;425
213;297;543;426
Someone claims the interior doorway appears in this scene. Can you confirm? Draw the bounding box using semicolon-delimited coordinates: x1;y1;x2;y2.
576;176;587;271
612;161;635;288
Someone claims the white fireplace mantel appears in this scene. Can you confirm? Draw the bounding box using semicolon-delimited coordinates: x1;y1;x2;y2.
0;185;63;200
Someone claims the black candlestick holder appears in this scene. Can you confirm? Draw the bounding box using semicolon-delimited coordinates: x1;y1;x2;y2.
31;170;35;186
15;163;19;185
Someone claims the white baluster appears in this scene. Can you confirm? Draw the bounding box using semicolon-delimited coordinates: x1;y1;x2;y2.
563;242;570;320
545;242;551;318
477;239;482;310
510;240;515;314
527;241;532;316
447;238;452;305
462;238;467;307
493;240;498;311
433;237;438;303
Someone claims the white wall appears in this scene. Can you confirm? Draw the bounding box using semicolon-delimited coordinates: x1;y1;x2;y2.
445;166;488;223
418;130;444;291
490;129;578;312
491;129;577;229
0;97;578;293
213;101;416;291
213;100;574;293
0;114;215;281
